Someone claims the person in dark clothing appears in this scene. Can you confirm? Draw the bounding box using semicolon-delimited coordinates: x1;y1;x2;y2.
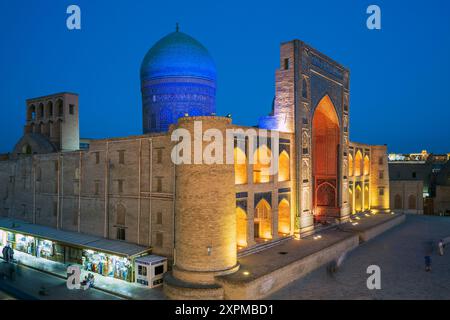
2;244;11;263
1;246;8;262
425;255;432;272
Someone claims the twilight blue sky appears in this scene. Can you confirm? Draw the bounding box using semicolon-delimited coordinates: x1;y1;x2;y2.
0;0;449;154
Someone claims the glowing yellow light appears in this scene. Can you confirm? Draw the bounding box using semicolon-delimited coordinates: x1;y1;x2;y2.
352;222;359;226
313;235;322;240
280;227;290;234
364;213;370;217
355;216;361;220
237;239;247;247
263;232;272;239
243;271;250;276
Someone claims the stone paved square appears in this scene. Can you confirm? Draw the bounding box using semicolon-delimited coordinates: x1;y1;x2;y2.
268;215;450;299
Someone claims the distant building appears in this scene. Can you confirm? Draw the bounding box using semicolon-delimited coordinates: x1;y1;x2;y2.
389;150;450;215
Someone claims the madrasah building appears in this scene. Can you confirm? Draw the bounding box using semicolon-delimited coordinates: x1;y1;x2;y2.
0;28;390;297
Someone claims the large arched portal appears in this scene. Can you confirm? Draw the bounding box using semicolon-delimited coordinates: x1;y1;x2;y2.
312;95;340;222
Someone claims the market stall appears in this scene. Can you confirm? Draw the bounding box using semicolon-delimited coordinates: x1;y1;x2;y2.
82;249;132;282
0;217;152;283
14;233;35;255
36;238;65;263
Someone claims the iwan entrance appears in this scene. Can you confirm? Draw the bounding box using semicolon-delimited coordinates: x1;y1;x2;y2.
312;95;341;224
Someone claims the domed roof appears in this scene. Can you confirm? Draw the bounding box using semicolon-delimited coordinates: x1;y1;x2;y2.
141;31;216;81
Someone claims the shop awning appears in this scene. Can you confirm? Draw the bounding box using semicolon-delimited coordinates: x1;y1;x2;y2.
0;217;151;258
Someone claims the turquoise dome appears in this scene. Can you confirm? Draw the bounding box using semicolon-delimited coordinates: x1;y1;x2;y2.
140;31;216;81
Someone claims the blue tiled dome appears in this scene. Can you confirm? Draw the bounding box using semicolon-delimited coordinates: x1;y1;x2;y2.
140;31;216;81
141;30;217;133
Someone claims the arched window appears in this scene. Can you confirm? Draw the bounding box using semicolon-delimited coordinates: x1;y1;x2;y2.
38;103;44;119
394;194;402;209
408;195;416;210
234;147;247;184
56;99;64;117
364;185;369;210
355;185;362;212
278;199;290;235
116;204;126;226
354;151;362;176
236;207;247;247
278;150;290;182
254;199;272;239
363;155;370;176
28;105;36;121
21;144;32;155
47;101;53;118
349;187;354;214
253;144;272;184
348;153;353;176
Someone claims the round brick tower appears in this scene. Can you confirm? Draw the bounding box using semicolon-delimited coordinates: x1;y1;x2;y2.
164;116;238;299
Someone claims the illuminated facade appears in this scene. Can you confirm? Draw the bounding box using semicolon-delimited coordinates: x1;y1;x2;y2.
0;30;390;298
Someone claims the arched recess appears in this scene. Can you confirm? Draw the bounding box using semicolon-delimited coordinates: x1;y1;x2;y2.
363;155;370;176
278;198;290;235
56;99;64;117
21;144;32;155
355;184;362;212
394;194;402;210
38;103;44;119
253;144;272;184
354;150;362;176
234;147;247;184
408;195;416;210
349;186;354;214
312;94;340;220
27;105;36;121
46;101;53;118
38;122;45;135
236;207;247;247
254;199;272;240
116;203;126;226
278;150;290;182
348;153;353;176
364;185;369;210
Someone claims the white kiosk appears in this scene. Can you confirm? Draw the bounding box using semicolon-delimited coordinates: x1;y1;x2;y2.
135;255;167;288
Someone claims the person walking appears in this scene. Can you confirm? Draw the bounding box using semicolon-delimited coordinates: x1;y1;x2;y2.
425;255;432;272
2;244;11;263
438;240;444;256
1;245;8;262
